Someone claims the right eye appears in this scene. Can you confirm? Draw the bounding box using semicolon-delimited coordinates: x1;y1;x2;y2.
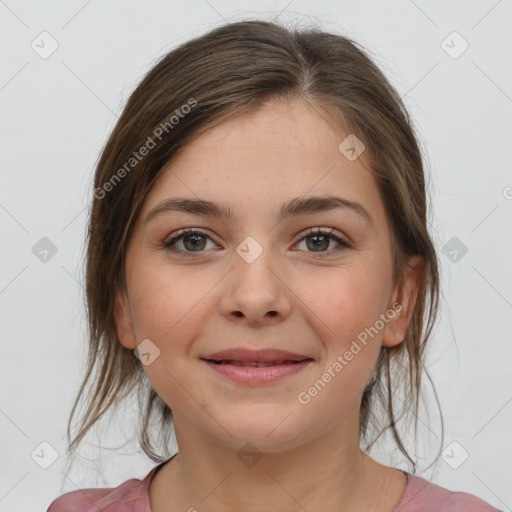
162;229;218;256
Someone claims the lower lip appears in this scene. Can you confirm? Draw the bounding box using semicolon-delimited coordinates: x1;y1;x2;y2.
202;359;313;385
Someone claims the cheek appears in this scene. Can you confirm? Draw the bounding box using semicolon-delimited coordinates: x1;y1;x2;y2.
317;265;389;337
129;263;212;345
302;262;389;384
294;278;383;431
127;265;214;409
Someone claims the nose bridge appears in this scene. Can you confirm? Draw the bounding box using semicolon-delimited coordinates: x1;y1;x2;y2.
222;234;291;324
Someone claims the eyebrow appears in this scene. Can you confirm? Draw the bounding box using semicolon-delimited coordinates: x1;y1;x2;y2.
144;195;374;228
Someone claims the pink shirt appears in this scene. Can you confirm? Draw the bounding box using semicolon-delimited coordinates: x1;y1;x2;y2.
47;461;502;512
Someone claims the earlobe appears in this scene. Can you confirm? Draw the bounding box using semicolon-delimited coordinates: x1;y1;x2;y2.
114;289;137;350
382;255;424;348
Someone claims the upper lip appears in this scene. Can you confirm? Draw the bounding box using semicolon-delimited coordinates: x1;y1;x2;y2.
202;348;313;363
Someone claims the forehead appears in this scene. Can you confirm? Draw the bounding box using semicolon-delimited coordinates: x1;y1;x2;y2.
139;97;386;227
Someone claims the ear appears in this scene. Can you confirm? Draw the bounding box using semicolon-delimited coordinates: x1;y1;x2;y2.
381;255;424;348
114;288;137;350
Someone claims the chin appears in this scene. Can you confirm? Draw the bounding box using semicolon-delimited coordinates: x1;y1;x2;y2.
210;410;309;453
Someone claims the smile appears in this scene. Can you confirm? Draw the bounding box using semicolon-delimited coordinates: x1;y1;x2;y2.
201;358;314;385
207;359;309;367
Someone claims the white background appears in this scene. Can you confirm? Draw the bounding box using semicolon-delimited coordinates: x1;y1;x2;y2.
0;1;511;511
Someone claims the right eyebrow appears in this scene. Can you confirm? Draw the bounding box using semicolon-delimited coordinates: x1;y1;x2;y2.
144;197;234;224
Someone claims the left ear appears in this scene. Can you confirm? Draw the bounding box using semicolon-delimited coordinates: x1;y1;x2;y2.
381;255;424;348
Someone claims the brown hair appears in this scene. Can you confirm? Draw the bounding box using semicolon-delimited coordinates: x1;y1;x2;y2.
67;18;442;474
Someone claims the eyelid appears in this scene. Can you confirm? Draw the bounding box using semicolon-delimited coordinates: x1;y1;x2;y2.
297;226;352;247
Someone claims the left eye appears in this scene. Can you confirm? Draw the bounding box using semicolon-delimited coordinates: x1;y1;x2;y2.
294;227;351;254
163;228;351;256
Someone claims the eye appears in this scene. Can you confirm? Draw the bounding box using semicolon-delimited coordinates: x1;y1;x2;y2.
293;227;352;255
163;229;218;256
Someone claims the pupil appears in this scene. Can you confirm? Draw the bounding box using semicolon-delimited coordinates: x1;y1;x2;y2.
184;235;205;251
308;235;328;251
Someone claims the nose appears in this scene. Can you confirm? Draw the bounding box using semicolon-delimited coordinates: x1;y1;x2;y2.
220;244;292;327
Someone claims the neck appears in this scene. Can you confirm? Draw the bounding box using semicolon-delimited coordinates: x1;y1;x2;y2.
149;412;404;512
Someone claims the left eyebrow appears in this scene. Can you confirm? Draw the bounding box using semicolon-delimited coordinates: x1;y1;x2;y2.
279;195;374;228
144;195;374;229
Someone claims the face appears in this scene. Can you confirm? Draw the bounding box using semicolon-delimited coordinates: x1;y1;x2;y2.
115;96;421;453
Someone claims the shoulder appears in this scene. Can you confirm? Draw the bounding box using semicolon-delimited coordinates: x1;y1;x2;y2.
46;466;158;512
397;473;502;512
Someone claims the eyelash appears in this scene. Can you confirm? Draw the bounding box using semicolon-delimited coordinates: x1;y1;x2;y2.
162;227;352;257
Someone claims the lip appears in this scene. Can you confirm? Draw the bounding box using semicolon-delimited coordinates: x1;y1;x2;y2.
202;348;312;363
202;359;313;386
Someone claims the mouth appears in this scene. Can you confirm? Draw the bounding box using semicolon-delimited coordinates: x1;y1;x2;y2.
203;358;313;367
200;354;314;386
200;348;314;385
202;347;313;363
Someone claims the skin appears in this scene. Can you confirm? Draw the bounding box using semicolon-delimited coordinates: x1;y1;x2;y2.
115;96;423;512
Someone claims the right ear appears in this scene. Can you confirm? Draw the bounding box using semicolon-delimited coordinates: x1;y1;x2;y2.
114;288;137;350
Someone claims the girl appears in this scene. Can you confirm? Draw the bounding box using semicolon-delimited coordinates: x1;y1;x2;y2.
47;18;501;512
